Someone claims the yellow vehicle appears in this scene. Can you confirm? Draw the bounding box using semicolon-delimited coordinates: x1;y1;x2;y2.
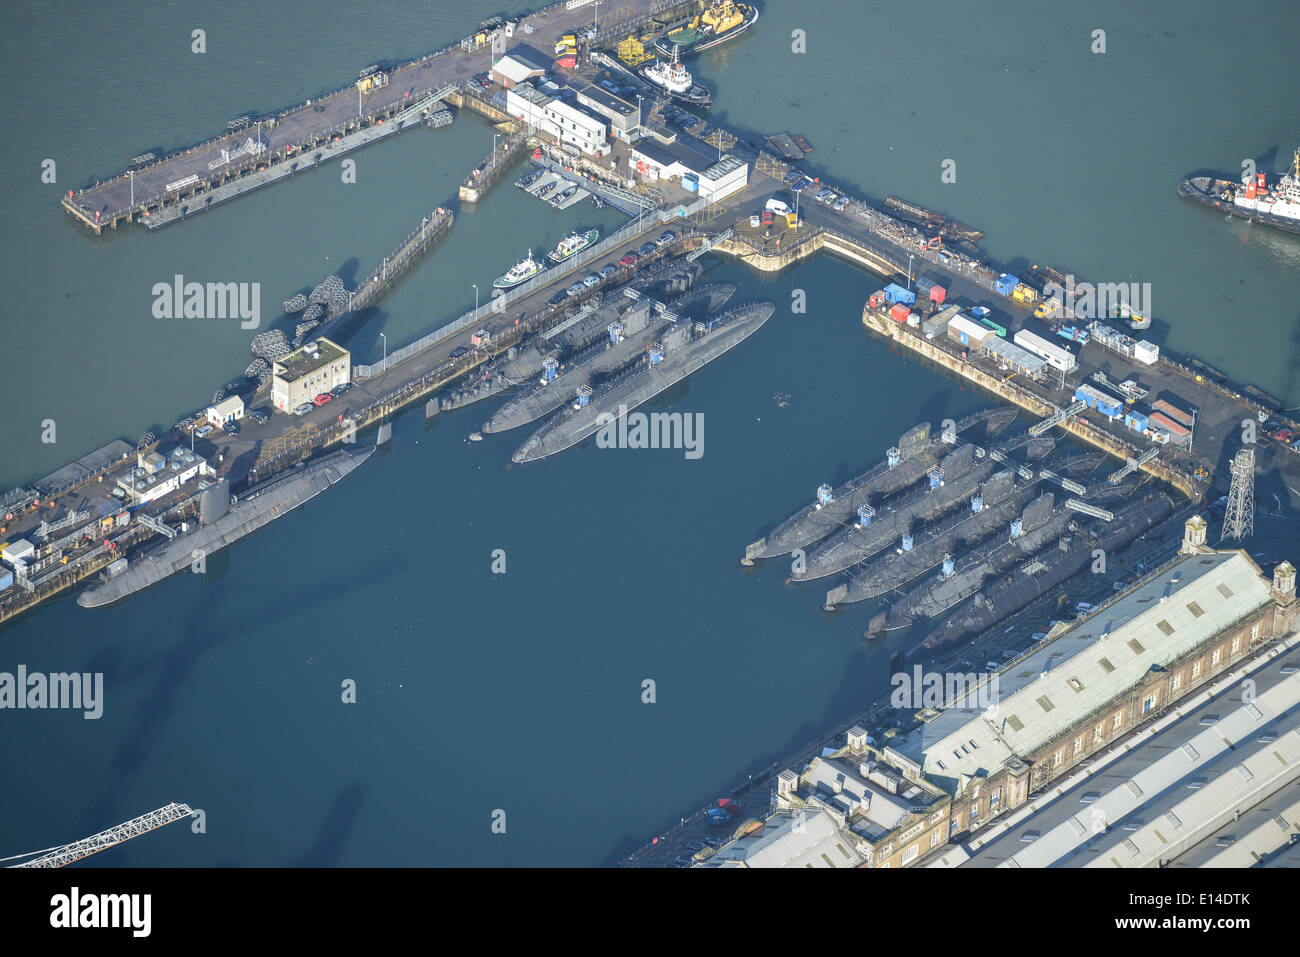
1034;298;1061;319
555;35;577;56
785;212;800;228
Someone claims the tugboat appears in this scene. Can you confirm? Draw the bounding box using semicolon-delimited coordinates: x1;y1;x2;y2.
493;250;544;289
654;0;758;58
1179;145;1300;237
640;48;712;106
547;229;600;264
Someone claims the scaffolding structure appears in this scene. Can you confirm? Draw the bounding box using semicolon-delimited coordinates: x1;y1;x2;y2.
1220;447;1255;542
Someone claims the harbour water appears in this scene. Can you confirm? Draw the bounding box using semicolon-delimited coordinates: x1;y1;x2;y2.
1;0;1297;865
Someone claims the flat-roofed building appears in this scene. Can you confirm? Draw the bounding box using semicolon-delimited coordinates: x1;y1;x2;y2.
505;81;608;155
117;446;208;505
576;85;641;140
271;338;350;412
695;154;748;202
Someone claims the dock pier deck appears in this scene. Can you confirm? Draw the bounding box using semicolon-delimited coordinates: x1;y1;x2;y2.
60;0;685;235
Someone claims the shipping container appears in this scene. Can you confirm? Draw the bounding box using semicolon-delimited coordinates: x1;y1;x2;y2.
1074;384;1124;418
1133;340;1159;365
1013;328;1077;372
1151;398;1193;428
928;283;946;305
994;273;1020;296
869;290;887;309
889;303;911;323
906;312;920;328
107;558;129;578
0;568;12;591
1011;283;1038;303
882;283;916;306
1125;411;1149;433
921;314;949;340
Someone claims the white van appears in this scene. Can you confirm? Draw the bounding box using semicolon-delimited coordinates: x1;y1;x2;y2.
765;198;789;215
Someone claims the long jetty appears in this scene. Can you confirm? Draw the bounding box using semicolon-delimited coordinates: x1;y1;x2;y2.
60;0;696;234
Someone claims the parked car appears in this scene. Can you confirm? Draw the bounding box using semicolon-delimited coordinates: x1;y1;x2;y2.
761;209;773;226
599;264;618;278
330;382;352;397
638;242;656;256
1291;438;1300;454
224;421;240;436
583;273;601;288
293;403;313;416
618;253;638;266
750;214;761;228
313;393;333;406
449;345;469;359
834;196;851;211
248;409;269;425
1274;428;1294;442
565;282;585;296
194;424;215;438
657;231;676;246
547;289;568;306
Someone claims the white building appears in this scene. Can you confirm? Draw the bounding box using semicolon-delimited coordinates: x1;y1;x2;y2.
117;447;209;505
206;395;245;427
506;82;608;156
696;154;748;202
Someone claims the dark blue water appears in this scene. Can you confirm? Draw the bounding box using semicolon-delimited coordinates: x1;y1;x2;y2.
2;0;1298;865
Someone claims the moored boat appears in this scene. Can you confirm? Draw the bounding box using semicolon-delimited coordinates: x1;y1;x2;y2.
547;229;599;264
493;250;544;289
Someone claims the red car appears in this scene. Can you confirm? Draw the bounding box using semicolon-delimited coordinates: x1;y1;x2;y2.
1274;428;1294;442
313;393;333;406
618;252;638;266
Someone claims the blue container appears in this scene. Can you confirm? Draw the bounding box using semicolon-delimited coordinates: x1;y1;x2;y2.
1126;411;1149;432
883;283;916;306
0;569;12;591
994;273;1019;296
681;173;698;192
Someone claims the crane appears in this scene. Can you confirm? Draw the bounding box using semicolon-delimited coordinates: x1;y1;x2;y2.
5;803;193;868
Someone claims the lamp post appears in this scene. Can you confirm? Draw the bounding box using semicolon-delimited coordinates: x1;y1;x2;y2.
473;283;479;313
380;332;387;370
907;253;914;290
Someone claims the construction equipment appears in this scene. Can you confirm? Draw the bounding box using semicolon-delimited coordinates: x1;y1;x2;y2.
617;34;652;66
555;34;578;56
7;803;194;868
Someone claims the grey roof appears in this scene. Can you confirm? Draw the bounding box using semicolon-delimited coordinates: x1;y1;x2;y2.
982;336;1047;375
893;551;1273;792
999;667;1300;867
704;809;865;868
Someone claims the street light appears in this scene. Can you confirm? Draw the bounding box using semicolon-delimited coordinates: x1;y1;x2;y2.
907;253;914;290
379;332;387;370
473;283;479;313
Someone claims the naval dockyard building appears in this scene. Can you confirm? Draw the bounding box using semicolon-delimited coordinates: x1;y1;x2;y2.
696;516;1297;867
